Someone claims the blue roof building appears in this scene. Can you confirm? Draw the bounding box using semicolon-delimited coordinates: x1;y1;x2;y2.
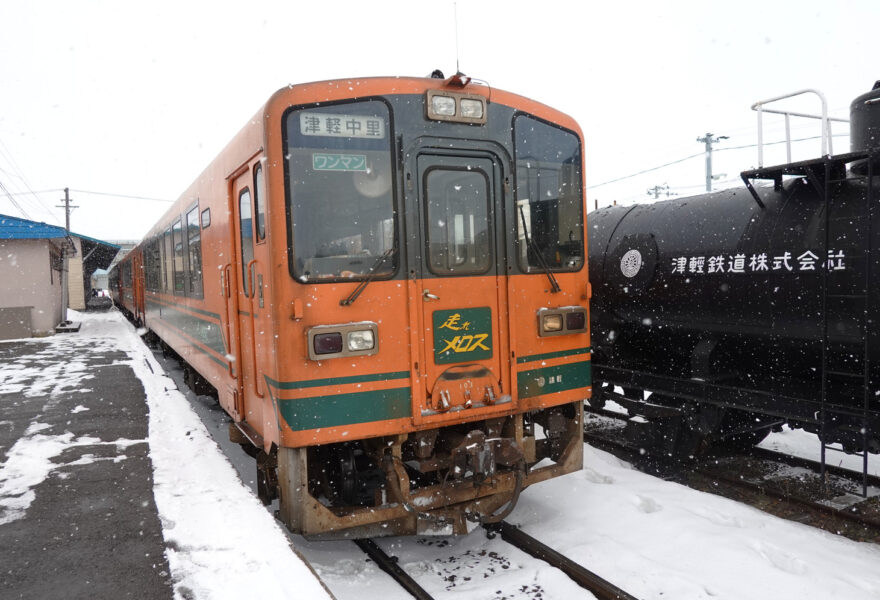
0;214;120;339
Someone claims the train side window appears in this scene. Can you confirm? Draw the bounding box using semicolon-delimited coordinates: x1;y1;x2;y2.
254;163;266;242
153;238;162;292
239;188;254;296
186;206;203;298
201;208;211;229
145;238;158;292
163;227;173;293
172;219;185;295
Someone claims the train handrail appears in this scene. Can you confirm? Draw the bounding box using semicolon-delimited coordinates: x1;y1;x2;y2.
751;89;848;167
221;263;236;379
245;258;264;399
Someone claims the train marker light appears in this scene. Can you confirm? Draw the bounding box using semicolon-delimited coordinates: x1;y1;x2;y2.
313;332;343;355
565;311;586;331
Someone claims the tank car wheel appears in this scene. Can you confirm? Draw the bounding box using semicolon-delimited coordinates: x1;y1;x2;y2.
621;386;643;401
714;412;773;453
587;384;607;409
664;399;712;460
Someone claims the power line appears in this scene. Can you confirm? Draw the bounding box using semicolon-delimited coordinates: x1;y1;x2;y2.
0;176;32;219
0;187;173;203
68;188;174;203
587;152;705;189
0;136;60;221
588;133;849;190
716;132;848;153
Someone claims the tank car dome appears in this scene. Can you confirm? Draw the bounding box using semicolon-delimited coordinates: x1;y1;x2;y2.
850;80;880;174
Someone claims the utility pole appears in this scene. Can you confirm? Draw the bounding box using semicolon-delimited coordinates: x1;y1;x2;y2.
646;184;676;199
696;133;728;192
55;187;78;324
56;187;78;231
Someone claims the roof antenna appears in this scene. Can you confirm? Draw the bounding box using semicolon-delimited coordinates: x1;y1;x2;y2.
444;2;470;87
454;2;461;75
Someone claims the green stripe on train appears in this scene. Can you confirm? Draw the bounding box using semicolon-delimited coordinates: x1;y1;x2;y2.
516;346;591;364
517;360;591;398
265;371;410;391
278;387;412;430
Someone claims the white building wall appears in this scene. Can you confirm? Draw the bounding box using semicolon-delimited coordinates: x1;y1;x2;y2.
0;239;63;338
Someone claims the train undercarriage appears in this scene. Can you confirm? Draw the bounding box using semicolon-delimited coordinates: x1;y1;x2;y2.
237;403;584;539
590;363;880;462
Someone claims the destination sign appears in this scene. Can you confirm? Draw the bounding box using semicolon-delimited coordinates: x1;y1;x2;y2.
300;113;386;139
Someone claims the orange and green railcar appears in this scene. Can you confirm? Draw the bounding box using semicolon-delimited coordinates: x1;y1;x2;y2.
112;73;591;538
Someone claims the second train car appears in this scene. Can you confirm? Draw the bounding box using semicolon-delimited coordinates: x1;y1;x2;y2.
111;72;591;538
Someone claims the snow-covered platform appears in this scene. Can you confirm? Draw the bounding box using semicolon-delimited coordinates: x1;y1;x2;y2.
0;310;331;600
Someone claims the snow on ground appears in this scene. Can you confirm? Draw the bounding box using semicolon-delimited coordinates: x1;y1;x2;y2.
516;445;880;599
296;440;880;600
760;425;879;477
0;310;331;600
5;309;879;599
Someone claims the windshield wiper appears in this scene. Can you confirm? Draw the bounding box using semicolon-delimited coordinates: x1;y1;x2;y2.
519;206;561;293
339;247;396;306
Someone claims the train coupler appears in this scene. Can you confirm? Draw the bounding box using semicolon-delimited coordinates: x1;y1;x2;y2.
450;430;524;486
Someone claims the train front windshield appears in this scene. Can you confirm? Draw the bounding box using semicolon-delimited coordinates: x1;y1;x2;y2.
514;115;584;272
285;100;396;282
283;99;584;281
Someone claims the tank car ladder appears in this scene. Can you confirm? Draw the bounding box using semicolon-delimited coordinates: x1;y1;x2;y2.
818;154;874;498
743;152;874;497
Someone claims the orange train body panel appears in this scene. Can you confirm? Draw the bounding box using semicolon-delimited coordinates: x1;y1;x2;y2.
111;73;591;537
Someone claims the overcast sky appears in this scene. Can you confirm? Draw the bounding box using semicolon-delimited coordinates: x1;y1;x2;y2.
0;0;877;241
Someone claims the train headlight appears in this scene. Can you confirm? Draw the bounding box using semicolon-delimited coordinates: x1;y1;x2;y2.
460;98;484;119
537;307;587;337
542;314;564;332
307;322;379;360
347;329;375;351
431;95;456;116
426;90;488;124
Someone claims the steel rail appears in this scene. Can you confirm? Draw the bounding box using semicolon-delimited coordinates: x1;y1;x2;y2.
748;446;880;491
485;521;640;600
354;539;435;600
690;461;880;531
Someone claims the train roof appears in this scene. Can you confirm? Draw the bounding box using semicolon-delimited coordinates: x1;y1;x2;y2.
134;73;584;246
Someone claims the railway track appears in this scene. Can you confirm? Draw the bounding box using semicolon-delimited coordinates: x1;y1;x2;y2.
583;408;880;542
355;522;640;600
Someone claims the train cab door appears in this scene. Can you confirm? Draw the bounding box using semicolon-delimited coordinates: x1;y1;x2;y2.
411;150;512;421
